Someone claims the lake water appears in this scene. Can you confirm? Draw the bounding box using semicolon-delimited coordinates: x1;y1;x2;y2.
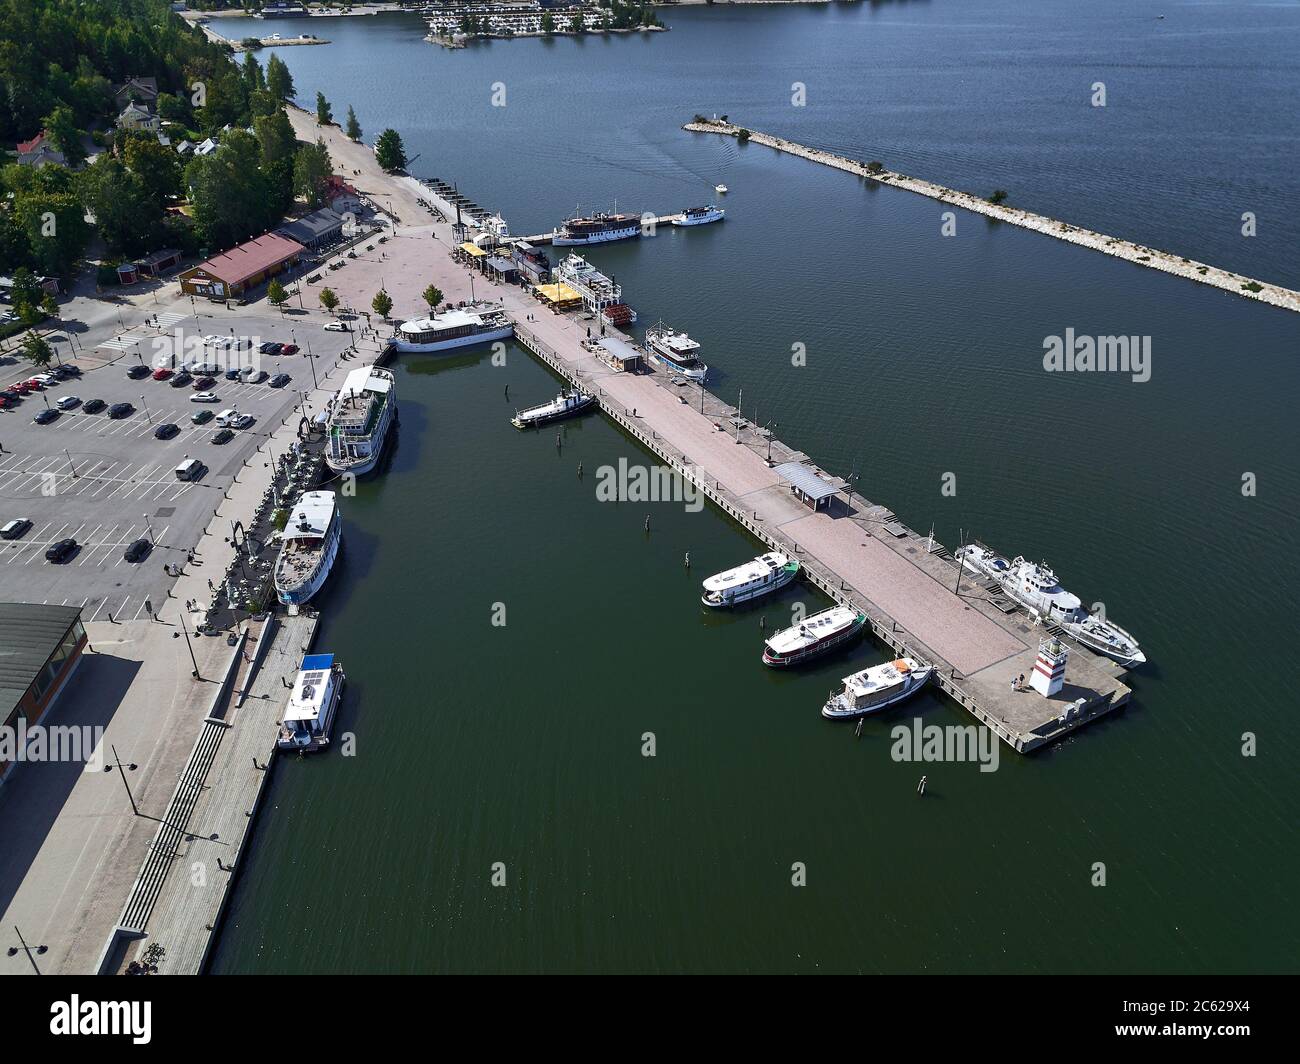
208;1;1300;974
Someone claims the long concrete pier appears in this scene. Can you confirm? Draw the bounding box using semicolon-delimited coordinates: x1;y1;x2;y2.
684;119;1300;314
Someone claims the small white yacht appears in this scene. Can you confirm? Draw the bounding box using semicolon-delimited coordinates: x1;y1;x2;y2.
278;653;345;752
325;366;396;477
512;389;596;429
387;303;513;354
673;205;725;226
714;184;729;194
762;605;867;667
821;657;933;719
955;543;1146;667
644;321;707;382
274;491;341;609
701;551;799;607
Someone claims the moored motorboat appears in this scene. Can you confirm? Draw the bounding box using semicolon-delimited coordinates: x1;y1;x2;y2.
673;205;725;226
762;605;867;667
273;491;341;609
821;657;933;719
278;653;346;752
512;389;596;429
644;320;707;382
387;303;513;354
701;551;799;607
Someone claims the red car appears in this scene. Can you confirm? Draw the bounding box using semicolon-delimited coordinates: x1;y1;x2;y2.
192;376;216;390
152;367;173;381
11;381;33;394
280;343;299;355
24;378;44;390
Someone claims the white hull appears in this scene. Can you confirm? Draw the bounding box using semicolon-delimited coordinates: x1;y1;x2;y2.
553;227;640;246
674;209;725;226
648;349;707;382
822;666;933;719
702;554;799;608
389;324;513;354
277;668;345;752
325;394;395;477
275;515;341;608
512;393;596;429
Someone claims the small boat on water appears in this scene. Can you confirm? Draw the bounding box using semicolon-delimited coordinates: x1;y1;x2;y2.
273;491;341;609
278;653;346;752
714;184;729;194
702;551;799;608
821;657;933;719
673;205;725;227
644;321;707;382
512;389;596;429
762;605;867;667
387;302;513;354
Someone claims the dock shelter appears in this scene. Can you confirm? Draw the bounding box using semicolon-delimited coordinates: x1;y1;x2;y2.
485;255;519;283
534;282;583;309
596;335;643;373
774;462;840;511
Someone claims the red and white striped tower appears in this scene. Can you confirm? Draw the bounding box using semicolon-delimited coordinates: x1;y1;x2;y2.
1029;636;1068;697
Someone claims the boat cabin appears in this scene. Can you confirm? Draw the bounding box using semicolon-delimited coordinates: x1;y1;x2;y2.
279;653;341;750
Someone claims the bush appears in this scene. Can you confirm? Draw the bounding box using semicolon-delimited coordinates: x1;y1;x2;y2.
736;128;750;143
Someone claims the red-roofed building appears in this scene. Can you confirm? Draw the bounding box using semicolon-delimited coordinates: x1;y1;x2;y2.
178;232;305;299
322;174;363;214
14;131;65;168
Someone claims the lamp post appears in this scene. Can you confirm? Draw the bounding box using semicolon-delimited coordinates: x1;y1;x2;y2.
177;609;201;680
108;744;139;816
139;395;152;425
143;511;156;544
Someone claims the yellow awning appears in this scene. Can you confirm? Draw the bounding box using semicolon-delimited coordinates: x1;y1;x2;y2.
535;283;582;305
459;242;488;258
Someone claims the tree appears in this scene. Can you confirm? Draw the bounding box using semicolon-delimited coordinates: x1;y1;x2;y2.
13;191;90;277
374;129;407;173
371;288;393;319
319;287;339;312
865;160;884;174
77;155;164;257
293;138;332;209
541;12;555;35
254;109;296;166
344;106;362;142
315;91;333;126
20;332;54;369
267;278;289;312
42;105;85;167
988;189;1009;205
40;292;59;321
185;131;281;249
421;284;443;311
266;53;295;104
122;134;183;203
569;12;584;33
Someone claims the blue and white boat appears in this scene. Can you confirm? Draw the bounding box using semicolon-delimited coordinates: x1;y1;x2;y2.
278;653;346;752
673;205;725;227
644;321;707;382
274;491;341;609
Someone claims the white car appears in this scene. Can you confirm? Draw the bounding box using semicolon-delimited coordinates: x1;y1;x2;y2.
190;391;219;403
228;413;254;430
239;368;267;383
323;320;349;332
56;395;80;410
186;360;223;375
31;373;58;386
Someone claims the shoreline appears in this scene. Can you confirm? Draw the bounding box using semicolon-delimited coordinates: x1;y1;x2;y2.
684;120;1300;314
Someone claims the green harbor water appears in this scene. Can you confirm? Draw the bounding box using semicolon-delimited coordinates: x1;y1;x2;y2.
209;2;1299;973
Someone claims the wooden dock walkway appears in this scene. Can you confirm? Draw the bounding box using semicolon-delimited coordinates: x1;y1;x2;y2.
683;119;1300;314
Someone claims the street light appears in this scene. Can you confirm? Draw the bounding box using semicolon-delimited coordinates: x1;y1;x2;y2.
139;395;152;424
143;512;156;544
177;609;202;680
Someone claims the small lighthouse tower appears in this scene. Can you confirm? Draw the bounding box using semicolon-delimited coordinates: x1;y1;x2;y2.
1029;636;1068;697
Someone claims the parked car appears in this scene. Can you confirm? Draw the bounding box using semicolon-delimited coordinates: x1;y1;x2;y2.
228;413;253;430
239;368;267;384
323;320;349;332
1;518;33;540
190;391;219;404
82;398;107;414
190;409;214;425
169;371;193;388
192;376;216;390
44;538;77;562
224;368;242;381
122;538;152;563
269;373;291;388
30;374;57;387
11;381;34;394
210;427;235;445
24;378;46;390
280;343;299;355
33;408;59;424
0;389;21;402
128;364;152;379
152;367;173;381
260;341;283;355
108;402;134;419
55;395;81;410
153;422;180;440
51;364;80;380
186;361;222;375
204;334;231;348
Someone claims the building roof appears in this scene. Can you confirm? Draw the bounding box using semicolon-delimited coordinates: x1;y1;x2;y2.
0;603;82;718
774;462;840;502
16;131;47;155
339;365;392;397
187;232;304;287
276;208;344;245
486;255;515;273
597;336;642;362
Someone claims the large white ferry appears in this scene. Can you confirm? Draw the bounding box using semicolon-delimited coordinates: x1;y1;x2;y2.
955;543;1146;667
553;210;641;246
278;652;346;752
387;303;513;354
512;389;596;429
701;551;799;608
555;253;635;326
821;657;933;719
644;321;708;382
325;366;396;477
274;491;341;609
762;605;867;667
673;205;725;227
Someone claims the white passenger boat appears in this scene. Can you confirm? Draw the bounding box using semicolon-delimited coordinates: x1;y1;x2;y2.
512;389;596;429
762;605;867;667
955;543;1146;667
644;321;707;382
673;205;725;227
553;210;641;246
325;366;396;477
387;303;513;354
821;657;933;719
278;653;345;752
701;551;799;607
274;491;341;609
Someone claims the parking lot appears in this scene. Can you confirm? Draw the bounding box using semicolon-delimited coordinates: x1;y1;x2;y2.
0;301;357;621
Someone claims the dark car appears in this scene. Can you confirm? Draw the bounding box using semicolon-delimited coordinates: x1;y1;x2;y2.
51;364;80;380
192;375;216;390
1;518;33;540
191;409;214;425
82;398;107;414
269;373;291;388
122;538;151;563
261;341;283;355
128;364;152;379
153;422;179;440
108;402;134;419
44;538;77;562
169;371;193;388
257;341;275;354
280;343;299;356
33;408;60;424
0;389;21;402
211;427;235;445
